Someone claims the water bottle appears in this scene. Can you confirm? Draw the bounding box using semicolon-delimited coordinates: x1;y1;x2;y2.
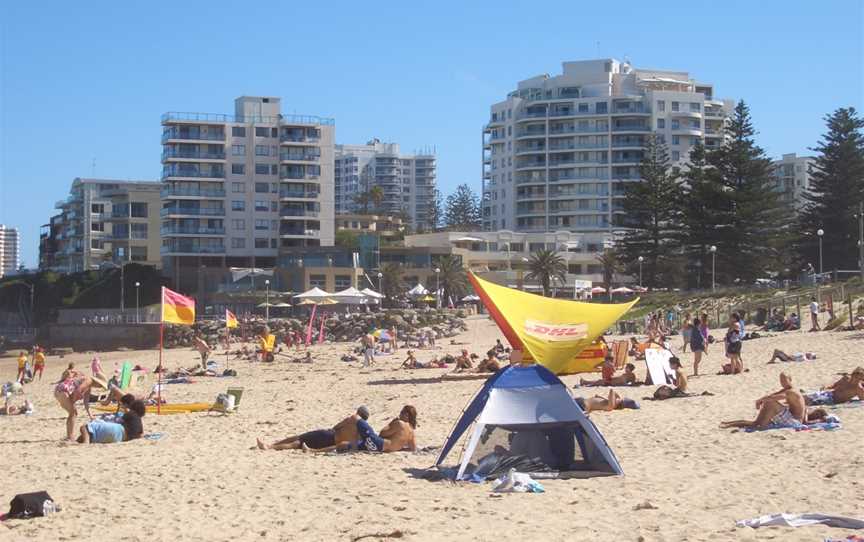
42;500;56;516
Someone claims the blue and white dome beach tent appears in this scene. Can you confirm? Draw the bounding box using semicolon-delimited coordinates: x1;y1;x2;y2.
435;364;623;480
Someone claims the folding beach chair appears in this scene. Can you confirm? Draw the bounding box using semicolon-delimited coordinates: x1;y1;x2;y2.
612;340;630;370
210;386;244;414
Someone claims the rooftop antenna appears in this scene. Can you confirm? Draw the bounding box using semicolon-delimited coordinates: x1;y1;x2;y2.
91;157;96;177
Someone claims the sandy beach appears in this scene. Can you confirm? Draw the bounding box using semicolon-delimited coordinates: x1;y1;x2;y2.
0;314;861;541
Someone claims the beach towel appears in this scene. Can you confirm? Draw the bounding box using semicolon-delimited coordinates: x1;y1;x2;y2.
492;469;545;493
743;415;841;433
736;513;864;530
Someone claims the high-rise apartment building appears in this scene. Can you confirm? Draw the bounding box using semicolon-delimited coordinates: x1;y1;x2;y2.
771;153;815;210
43;178;162;273
160;96;335;285
482;58;733;232
335;139;436;231
0;225;21;277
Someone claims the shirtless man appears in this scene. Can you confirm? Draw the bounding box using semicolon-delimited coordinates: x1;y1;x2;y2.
806;367;864;405
475;351;501;373
193;334;211;369
653;358;688;400
720;372;806;429
575;389;640;413
580;363;638;387
361;333;375;368
453;349;473;372
256;406;370;451
308;405;418;453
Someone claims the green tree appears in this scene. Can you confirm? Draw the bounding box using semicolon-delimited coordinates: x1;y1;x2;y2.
708;100;787;283
444;184;481;231
378;262;405;308
434;255;468;305
597;249;619;299
796;108;864;273
353;191;371;214
426;188;444;232
369;186;385;213
525;249;566;297
334;229;360;249
616;135;682;288
678;142;734;289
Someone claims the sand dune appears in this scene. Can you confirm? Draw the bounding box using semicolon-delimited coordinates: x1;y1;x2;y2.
1;315;861;541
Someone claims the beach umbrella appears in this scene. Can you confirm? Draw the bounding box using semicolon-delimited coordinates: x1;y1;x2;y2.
610;286;635;294
256;302;273;308
421;294;436;302
591;286;607;294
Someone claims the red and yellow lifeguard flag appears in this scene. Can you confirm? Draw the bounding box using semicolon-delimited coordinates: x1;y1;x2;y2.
161;287;195;325
225;309;239;329
468;272;637;374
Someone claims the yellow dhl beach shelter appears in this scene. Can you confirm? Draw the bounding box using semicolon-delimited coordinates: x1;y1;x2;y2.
468;272;637;375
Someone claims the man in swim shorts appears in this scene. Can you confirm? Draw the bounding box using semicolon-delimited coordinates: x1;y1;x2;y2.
720;372;806;429
256;406;370;451
805;367;864;405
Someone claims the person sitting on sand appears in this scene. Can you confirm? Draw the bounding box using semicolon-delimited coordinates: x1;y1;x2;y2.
307;405;418;454
257;327;276;362
494;339;505;354
77;399;145;444
805;367;864;405
1;395;32;415
720;372;806;429
401;350;420;369
575;390;640;413
475;351;502;373
768;350;817;363
653;357;688;400
257;406;371;451
580;363;638;387
453;349;473;372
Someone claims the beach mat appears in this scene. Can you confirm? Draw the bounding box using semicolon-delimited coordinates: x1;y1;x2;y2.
94;403;214;414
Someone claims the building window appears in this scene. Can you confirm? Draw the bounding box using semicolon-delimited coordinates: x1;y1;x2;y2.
270;238;277;249
232;182;244;193
255;182;269;193
91;222;104;232
231;164;245;175
656;100;665;112
130;246;148;261
232;127;246;138
578;103;589;113
255;164;270;175
672;151;680;161
255;127;269;137
231;200;245;211
271;183;278;193
690;119;700;129
232;144;245;156
255;200;268;211
231;238;245;248
131;223;148;239
271;164;278;175
657;118;665;129
255;145;269;156
335;275;351;290
596;102;608;114
254;238;269;248
671;119;680;129
309;274;326;288
690;102;701;112
270;201;278;211
232;219;245;230
255;219;269;230
130;202;147;218
671;101;680;112
672;135;680;145
91;203;104;214
271;128;278;138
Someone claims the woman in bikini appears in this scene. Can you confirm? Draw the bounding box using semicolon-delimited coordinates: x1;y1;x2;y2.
54;373;101;441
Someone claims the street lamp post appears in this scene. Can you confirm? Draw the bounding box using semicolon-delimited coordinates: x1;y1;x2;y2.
434;267;441;309
710;245;717;292
377;272;383;308
135;282;141;323
637;256;644;289
817;229;824;277
264;279;270;322
120;262;125;314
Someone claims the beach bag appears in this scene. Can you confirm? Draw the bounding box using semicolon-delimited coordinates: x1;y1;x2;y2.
8;491;54;518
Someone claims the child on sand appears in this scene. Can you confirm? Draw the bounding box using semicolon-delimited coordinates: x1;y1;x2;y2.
16;351;28;383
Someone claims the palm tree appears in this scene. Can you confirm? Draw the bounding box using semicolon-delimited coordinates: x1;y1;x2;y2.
434;255;468;306
597;249;619;300
526;249;567;297
369;186;385;213
378;262;405;308
354;191;371;214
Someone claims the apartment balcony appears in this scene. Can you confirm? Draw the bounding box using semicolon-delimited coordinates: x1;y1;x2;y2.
515;146;546;155
670;110;702;119
161;112;232;124
611;139;646;149
160;187;226;198
515;207;547;216
515;161;546;171
516;111;548;121
486;117;505;128
159;207;226;217
161;149;226;162
279;228;320;238
611;156;643;164
161;168;225;181
515;175;547;185
279;189;320;200
161;128;225;143
279;133;320;144
549;189;609;198
515;129;546;139
611;123;649;132
279;207;319;218
515;191;546;201
610;109;650;116
161;226;225;236
161;244;226;255
279;152;320;162
704;109;725;118
550;172;610;181
671;126;702;136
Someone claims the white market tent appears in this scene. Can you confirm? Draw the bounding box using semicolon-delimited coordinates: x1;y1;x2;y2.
407;284;429;296
331;287;369;305
294;287;333;299
361;288;385;299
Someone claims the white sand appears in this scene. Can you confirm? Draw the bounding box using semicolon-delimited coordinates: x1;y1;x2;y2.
0;315;861;541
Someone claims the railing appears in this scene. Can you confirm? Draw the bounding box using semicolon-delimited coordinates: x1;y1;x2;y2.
516;130;546;137
279;152;320;162
279;133;320;143
160;207;226;217
161;188;226;198
612;125;649;132
517;111;548;119
162;129;225;142
162;149;226;160
279;190;319;199
279;229;320;237
161;227;225;235
162;169;226;179
280;208;319;218
160;245;226;254
162;111;335;126
550;126;608;134
611;157;642;163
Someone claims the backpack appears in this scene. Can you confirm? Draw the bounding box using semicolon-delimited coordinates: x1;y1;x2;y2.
8;491;54;519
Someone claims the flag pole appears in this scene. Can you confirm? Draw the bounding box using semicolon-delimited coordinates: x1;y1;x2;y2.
225;314;230;371
158;286;163;415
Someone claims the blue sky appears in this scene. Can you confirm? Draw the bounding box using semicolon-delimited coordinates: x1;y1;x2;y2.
1;0;862;266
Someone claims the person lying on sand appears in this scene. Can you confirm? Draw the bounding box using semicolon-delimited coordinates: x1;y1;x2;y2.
575;390;640;413
475;351;502;373
1;397;32;415
287;352;313;364
306;405;418;454
580;363;638;387
653;358;688;400
768;349;816;363
256;406;370;451
720;372;806;429
805;367;864;405
77;399;145;444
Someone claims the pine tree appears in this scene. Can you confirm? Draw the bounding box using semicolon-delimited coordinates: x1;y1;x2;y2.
426;189;444;232
678;143;734;289
444;184;481;231
707;101;787;283
796;108;864;273
617;135;682;288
